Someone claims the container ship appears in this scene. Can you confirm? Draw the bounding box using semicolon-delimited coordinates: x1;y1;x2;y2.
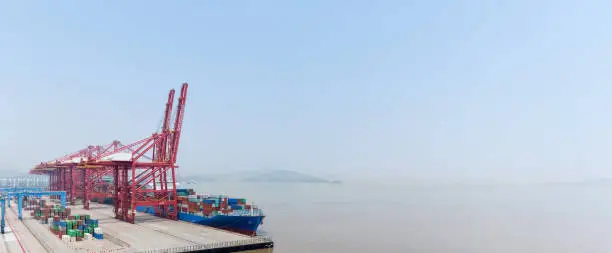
135;188;264;236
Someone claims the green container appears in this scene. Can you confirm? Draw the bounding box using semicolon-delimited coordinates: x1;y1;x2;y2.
85;215;90;220
74;215;80;220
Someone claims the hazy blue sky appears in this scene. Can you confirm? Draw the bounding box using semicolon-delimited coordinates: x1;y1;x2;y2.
2;1;612;182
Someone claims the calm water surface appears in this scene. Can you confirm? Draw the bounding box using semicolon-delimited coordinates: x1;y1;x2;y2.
195;182;612;253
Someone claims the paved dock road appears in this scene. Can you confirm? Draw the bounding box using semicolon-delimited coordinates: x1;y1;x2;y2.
2;204;48;253
0;225;24;253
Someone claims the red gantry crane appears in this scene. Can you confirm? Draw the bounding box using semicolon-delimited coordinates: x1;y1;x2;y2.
30;83;189;223
32;142;121;208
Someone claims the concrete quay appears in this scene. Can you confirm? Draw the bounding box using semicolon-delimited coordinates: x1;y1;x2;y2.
1;202;273;253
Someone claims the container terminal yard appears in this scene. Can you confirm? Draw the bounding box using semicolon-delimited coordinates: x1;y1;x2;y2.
0;83;274;253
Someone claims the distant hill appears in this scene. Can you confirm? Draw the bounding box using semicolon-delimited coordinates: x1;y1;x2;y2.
177;174;217;183
543;178;612;186
240;170;333;183
179;170;342;184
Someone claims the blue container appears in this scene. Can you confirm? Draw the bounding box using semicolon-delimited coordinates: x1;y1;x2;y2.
176;189;189;194
228;198;239;204
230;205;243;210
202;199;215;204
59;221;67;227
78;225;84;230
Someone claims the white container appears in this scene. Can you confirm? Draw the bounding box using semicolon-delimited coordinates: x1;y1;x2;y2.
94;228;102;234
69;237;75;242
84;233;92;240
62;235;70;242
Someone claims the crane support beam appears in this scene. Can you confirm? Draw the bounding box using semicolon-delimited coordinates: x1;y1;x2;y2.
0;198;5;234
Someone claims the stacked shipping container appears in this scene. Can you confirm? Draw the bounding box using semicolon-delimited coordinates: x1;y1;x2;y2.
26;198;104;242
176;189;255;216
91;197;114;205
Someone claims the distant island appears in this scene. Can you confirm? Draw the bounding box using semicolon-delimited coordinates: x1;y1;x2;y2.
240;170;338;183
179;176;217;184
542;178;612;186
178;170;342;184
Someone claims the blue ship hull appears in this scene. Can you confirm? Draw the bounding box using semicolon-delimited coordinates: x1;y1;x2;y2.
135;206;264;236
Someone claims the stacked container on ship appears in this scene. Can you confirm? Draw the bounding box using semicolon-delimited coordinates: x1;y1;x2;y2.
136;188;264;236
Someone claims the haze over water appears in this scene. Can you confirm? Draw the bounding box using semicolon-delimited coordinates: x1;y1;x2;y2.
197;181;612;253
3;2;612;253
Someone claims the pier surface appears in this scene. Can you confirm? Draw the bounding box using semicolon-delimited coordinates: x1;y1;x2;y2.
1;202;273;253
0;204;48;253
